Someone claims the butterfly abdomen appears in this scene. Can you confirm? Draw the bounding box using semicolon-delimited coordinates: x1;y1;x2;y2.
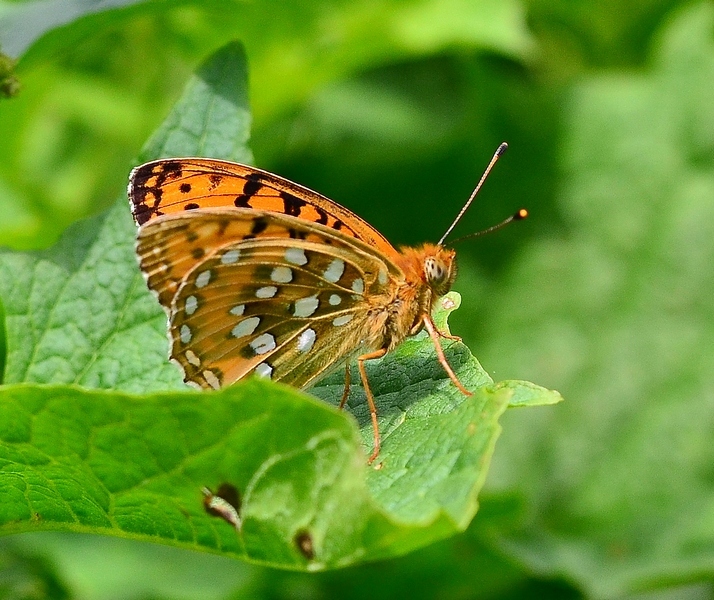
360;264;428;353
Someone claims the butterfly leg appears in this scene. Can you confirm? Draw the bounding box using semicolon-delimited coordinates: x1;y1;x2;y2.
436;330;462;344
422;315;472;397
338;363;351;410
357;348;388;464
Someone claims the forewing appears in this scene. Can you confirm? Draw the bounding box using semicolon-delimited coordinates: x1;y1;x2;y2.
129;158;398;258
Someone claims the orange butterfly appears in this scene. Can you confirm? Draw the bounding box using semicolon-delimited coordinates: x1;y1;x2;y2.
127;144;524;463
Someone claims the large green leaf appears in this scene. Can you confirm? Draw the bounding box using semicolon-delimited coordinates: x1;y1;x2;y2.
474;3;714;596
0;41;559;569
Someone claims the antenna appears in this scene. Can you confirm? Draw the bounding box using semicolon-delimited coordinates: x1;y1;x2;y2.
448;208;528;245
438;142;508;246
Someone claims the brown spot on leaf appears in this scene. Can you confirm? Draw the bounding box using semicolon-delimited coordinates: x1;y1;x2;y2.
294;530;315;560
202;483;241;530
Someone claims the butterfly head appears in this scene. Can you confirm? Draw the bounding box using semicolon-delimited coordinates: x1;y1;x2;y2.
423;246;457;297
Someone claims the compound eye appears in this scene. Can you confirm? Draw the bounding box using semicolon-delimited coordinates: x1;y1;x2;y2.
424;257;447;285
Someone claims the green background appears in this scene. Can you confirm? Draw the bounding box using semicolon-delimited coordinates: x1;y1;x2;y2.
1;0;712;598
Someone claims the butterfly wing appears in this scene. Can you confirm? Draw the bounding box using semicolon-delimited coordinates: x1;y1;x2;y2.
129;158;398;258
136;209;401;390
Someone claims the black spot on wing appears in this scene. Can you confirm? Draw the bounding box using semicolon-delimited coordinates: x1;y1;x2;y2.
217;219;230;236
132;203;153;225
244;179;263;196
280;191;307;217
250;217;268;236
239;345;256;359
315;206;328;225
162;161;183;176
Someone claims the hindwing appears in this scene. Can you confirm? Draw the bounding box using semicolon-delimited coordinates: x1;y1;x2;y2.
136;209;400;390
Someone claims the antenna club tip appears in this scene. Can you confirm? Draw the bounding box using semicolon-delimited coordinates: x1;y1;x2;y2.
496;142;508;156
515;208;528;220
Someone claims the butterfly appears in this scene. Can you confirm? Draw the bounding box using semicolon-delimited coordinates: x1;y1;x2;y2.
127;144;524;463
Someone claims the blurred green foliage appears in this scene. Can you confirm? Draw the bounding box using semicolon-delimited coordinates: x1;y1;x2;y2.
0;0;712;599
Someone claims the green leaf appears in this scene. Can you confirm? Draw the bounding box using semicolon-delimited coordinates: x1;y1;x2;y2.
0;379;536;568
0;41;559;568
475;3;714;596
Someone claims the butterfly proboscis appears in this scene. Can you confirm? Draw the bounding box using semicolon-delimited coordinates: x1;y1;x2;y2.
128;142;525;465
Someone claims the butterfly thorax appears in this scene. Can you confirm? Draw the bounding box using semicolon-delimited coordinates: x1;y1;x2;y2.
366;243;456;352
